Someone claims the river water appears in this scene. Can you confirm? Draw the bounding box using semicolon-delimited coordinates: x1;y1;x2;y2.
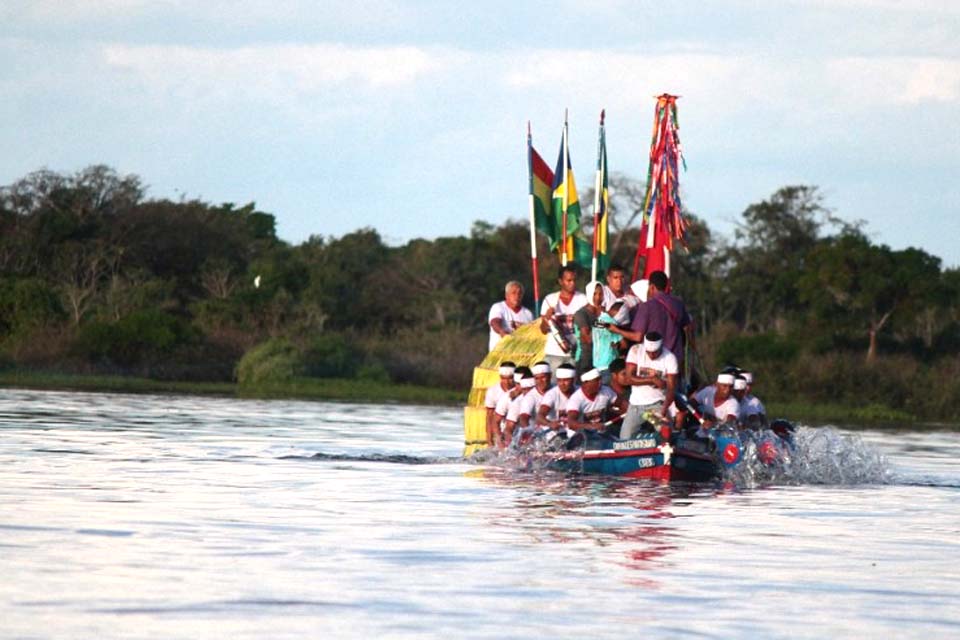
1;389;958;639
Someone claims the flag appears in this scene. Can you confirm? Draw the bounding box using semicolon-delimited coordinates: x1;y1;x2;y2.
632;94;688;281
593;112;610;278
529;144;556;246
551;128;592;269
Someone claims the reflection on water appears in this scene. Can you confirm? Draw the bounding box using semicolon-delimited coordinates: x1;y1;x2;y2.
1;389;959;638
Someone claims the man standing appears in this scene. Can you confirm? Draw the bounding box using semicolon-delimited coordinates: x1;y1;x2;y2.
609;270;693;374
488;281;535;351
620;332;678;440
540;265;588;374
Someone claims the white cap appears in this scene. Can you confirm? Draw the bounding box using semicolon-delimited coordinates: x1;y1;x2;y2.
531;363;551;376
734;378;747;390
630;279;649;302
520;377;536;389
556;367;576;380
581;368;600;382
498;365;516;377
717;373;735;385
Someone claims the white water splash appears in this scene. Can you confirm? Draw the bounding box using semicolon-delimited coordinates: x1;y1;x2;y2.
727;426;892;488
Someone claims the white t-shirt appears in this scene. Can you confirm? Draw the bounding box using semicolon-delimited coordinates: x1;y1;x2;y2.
539;385;575;422
565;386;617;422
693;386;740;423
494;390;514;418
484;383;508;410
540;291;588;357
513;387;546;423
625;344;678;406
505;390;537;423
739;395;766;422
488;301;535;351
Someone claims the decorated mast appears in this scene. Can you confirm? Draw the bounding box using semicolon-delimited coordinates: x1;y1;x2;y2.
632;94;688;282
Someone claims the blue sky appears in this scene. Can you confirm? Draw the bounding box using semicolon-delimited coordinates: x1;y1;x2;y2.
3;1;959;266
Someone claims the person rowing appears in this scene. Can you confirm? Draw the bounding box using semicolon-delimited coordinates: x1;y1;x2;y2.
503;370;538;446
738;371;767;428
685;372;741;428
511;361;552;444
493;366;531;445
483;361;516;447
563;368;617;432
537;363;577;431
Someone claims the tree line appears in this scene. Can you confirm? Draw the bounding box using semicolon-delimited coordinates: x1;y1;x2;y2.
1;166;958;419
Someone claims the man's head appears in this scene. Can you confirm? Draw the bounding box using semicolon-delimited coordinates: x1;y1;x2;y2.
648;270;669;295
504;281;524;309
733;375;747;400
531;361;551;391
580;368;601;396
742;371;754;393
586;280;604;307
644;331;663;359
513;365;532;385
605;264;626;295
556;364;576;394
498;361;516;388
557;265;578;294
715;372;735;401
608;357;629;388
519;374;536;394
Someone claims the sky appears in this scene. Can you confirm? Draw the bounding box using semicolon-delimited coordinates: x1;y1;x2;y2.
2;1;959;267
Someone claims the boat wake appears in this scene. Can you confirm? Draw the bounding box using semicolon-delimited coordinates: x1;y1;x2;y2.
279;452;455;465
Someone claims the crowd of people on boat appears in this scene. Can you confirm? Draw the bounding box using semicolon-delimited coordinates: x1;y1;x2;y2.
485;265;767;447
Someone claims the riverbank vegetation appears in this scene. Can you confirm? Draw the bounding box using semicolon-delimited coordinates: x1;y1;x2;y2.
1;166;958;421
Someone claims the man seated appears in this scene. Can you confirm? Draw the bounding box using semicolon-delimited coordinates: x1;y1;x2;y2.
563;368;617;431
738;371;767;428
503;372;537;446
605;357;631;419
494;366;530;443
537;364;577;431
484;361;516;447
620;331;678;440
688;372;740;428
488;281;535;352
514;361;552;438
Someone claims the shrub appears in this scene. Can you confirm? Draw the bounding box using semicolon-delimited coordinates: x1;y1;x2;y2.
302;333;360;378
235;338;303;386
73;309;195;368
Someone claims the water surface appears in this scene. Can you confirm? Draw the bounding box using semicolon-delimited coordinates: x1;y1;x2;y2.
1;389;958;638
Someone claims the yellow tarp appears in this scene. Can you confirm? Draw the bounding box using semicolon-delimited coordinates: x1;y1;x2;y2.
463;322;547;456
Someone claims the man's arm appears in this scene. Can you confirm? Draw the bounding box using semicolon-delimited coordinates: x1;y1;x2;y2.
490;317;508;338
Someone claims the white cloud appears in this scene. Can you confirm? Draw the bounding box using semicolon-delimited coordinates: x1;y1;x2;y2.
102;42;455;92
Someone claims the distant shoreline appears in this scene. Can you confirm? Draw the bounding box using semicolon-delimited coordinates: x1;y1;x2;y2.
0;370;462;407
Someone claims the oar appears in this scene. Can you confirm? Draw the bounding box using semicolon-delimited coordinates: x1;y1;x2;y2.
673;392;706;425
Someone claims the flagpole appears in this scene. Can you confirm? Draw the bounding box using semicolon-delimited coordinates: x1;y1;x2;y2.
591;109;604;282
526;121;541;311
561;109;569;267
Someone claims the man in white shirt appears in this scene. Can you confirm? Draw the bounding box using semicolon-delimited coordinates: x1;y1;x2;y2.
691;373;741;426
620;331;678;439
511;361;552;443
738;371;767;428
601;264;640;324
483;361;515;447
488;281;535;351
538;363;577;430
540;265;588;375
564;368;617;431
503;374;538;445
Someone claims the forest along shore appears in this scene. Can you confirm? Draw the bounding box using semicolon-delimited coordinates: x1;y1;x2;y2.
1;167;959;423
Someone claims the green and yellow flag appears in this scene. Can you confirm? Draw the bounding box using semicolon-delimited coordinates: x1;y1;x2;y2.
552;127;592;269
